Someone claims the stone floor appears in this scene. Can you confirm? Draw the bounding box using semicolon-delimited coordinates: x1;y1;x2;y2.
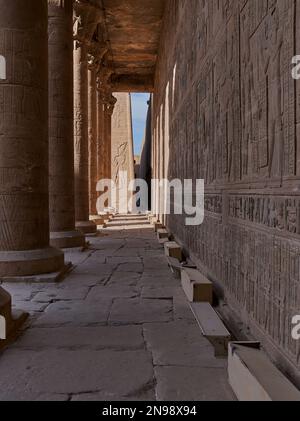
0;215;235;401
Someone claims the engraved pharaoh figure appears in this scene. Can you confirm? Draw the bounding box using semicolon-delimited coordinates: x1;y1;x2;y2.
260;6;284;178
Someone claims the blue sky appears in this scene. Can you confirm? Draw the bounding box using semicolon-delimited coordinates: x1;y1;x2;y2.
131;93;150;156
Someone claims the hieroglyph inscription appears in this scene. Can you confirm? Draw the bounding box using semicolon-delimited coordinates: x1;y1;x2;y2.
0;55;6;79
0;316;5;340
152;0;300;371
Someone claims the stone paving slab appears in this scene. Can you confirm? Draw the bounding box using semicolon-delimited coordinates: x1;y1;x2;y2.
116;262;144;273
0;350;154;399
173;292;196;321
12;301;49;314
109;298;173;325
141;286;181;299
113;248;142;257
155;366;235;401
11;326;144;351
139;275;178;288
32;300;112;327
86;285;139;300
0;216;234;401
107;257;142;265
71;390;156;401
108;271;141;287
144;321;225;367
33;286;90;303
1;284;35;301
59;272;108;287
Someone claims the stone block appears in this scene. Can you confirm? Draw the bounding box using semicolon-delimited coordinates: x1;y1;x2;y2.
190;302;231;357
181;268;213;304
164;241;183;261
228;342;300;401
0;287;28;350
154;222;163;232
157;228;169;240
0;263;73;284
155;366;235;401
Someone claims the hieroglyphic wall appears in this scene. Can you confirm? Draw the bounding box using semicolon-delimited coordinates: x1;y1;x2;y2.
111;93;135;211
152;0;300;383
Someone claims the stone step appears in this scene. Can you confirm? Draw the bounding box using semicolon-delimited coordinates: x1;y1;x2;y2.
181;268;213;304
89;215;105;225
164;241;183;261
105;220;150;227
228;342;300;401
114;214;147;219
190;302;231;357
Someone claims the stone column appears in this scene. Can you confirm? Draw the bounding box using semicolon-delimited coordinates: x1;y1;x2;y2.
73;41;97;234
48;0;85;248
96;89;105;187
88;64;98;217
102;93;116;211
103;99;110;182
105;95;117;181
72;0;105;234
0;0;64;276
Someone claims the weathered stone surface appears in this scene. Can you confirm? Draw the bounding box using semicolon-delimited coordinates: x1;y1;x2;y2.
0;349;154;398
144;321;224;367
116;262;143;273
48;0;85;249
155;367;235;402
71;390;155;401
0;287;28;346
73;35;96;234
12;326;144;350
107;256;142;265
12;301;48;314
151;0;300;383
139;275;177;288
0;0;64;276
103;0;166;91
141;286;181;300
107;271;141;287
33;300;112;327
33;287;90;303
60;273;107;288
173;291;195;322
109;298;173;325
88;65;98;217
86;286;139;300
0;217;233;400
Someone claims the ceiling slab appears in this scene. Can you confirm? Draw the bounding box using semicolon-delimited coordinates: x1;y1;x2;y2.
102;0;166;92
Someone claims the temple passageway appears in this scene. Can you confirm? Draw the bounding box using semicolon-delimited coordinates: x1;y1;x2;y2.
0;216;234;401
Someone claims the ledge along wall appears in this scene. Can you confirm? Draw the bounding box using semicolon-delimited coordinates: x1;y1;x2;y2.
151;0;300;385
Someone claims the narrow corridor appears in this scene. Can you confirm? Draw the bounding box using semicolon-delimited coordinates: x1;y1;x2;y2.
0;216;234;401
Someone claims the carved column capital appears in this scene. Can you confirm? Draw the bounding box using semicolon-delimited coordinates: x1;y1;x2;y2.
88;41;109;68
107;94;117;116
73;0;104;45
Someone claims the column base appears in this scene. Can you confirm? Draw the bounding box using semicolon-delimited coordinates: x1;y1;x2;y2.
0;262;73;284
50;230;86;249
0;247;65;277
76;220;97;235
0;287;28;349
